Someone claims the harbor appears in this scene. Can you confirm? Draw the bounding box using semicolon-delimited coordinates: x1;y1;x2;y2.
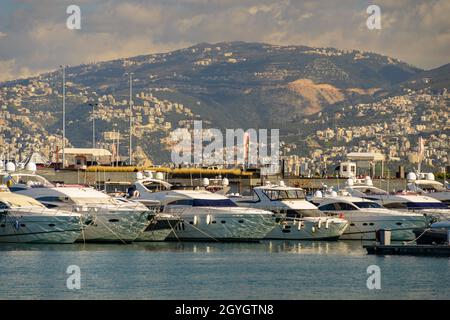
0;0;449;304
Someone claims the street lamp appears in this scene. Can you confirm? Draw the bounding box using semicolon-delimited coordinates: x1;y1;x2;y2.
125;72;134;165
88;103;98;149
60;65;68;169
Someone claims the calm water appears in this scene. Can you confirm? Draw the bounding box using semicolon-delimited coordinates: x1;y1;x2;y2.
0;241;449;300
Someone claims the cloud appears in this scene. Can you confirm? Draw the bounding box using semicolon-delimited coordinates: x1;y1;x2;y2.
0;0;448;81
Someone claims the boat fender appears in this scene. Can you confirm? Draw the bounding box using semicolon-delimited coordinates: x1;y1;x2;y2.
317;219;322;229
298;222;303;230
325;219;330;229
15;220;20;230
311;226;316;233
194;215;199;225
206;214;212;225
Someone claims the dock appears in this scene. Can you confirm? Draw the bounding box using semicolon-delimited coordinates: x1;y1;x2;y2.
364;244;450;257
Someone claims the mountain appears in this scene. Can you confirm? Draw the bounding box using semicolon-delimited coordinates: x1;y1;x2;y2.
1;41;447;165
397;63;450;92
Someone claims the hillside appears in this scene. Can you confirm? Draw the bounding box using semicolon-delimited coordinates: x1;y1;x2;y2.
1;41;448;165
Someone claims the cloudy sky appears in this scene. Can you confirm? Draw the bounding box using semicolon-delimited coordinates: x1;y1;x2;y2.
0;0;449;81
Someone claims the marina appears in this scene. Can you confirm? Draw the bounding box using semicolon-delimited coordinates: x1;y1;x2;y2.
0;1;448;303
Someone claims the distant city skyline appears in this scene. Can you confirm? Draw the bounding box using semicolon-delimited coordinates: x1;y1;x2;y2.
0;0;449;82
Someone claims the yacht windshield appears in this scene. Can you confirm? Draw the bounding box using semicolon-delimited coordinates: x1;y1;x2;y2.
169;198;238;207
263;189;305;200
193;199;237;207
353;202;383;209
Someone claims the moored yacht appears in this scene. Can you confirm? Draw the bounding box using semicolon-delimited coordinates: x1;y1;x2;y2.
231;182;348;241
4;173;154;243
344;176;450;220
0;184;86;243
309;192;430;240
406;172;450;204
131;176;276;241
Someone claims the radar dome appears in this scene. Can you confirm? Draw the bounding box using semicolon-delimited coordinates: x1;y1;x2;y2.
155;172;164;180
406;172;417;182
222;178;229;186
25;162;37;172
314;190;323;198
136;172;144;180
426;173;435;181
6;162;15;173
279;181;286;187
346;178;354;186
330;191;338;197
365;176;373;186
202;178;210;187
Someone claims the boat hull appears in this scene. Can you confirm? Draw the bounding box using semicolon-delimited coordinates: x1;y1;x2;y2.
0;214;82;244
165;209;275;242
77;208;153;243
340;215;430;240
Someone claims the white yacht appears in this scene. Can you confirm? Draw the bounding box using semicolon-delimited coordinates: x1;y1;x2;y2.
131;176;276;241
231;182;348;241
406;172;450;204
4;173;154;243
344;176;450;220
309;192;430;240
0;185;85;243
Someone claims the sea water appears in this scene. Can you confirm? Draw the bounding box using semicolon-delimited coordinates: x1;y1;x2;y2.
0;241;449;299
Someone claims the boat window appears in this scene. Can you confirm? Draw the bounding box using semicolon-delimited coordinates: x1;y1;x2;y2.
384;202;408;209
318;203;336;211
169;199;194;206
405;202;449;209
334;203;358;211
262;189;305;200
36;196;67;203
353;202;383;209
192;199;237;207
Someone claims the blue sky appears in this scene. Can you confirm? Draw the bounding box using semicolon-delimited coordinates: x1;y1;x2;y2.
0;0;449;81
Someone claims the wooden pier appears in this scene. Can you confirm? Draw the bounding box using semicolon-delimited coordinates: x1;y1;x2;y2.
364;244;450;257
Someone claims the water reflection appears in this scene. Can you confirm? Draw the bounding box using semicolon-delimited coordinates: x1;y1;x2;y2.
0;240;371;255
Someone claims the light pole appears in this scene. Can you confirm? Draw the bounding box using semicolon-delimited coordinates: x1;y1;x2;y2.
89;102;98;165
60;65;68;169
89;103;98;149
125;72;134;165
